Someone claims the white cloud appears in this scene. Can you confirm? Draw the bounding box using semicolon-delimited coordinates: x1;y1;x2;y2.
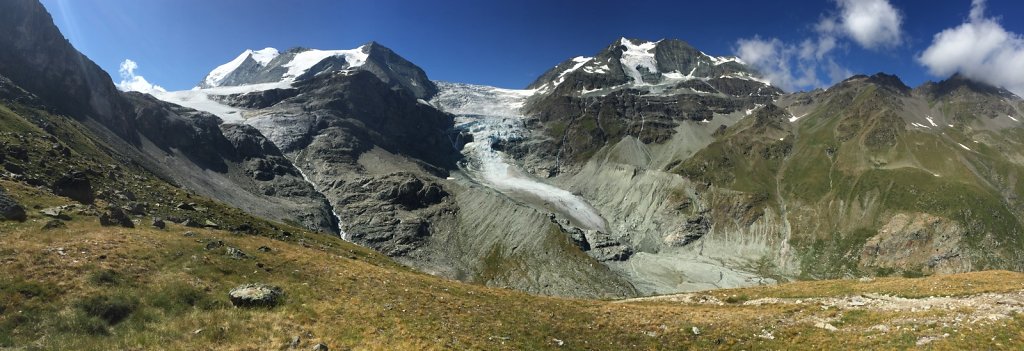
918;0;1024;96
116;59;166;94
735;0;904;92
833;0;904;49
737;37;823;91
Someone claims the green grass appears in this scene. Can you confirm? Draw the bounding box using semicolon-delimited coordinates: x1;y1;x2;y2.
4;175;1024;349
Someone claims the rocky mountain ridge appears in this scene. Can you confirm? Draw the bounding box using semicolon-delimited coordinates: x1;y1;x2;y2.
4;0;1024;299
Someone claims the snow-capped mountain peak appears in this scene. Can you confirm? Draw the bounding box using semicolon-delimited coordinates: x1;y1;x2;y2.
198;45;373;89
202;47;281;88
281;46;369;81
160;42;437;122
527;37;777;97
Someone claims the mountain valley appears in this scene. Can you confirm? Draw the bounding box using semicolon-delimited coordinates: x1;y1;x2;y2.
3;0;1024;348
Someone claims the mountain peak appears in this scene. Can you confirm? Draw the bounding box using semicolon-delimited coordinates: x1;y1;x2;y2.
916;73;1019;100
526;37;771;97
839;72;910;94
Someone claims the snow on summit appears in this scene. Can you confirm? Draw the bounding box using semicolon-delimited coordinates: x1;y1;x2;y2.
202;47;280;88
200;45;369;89
283;46;369;80
162;44;373;122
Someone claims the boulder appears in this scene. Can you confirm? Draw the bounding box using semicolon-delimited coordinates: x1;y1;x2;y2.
99;207;134;228
0;187;26;221
123;202;148;216
39;206;71;220
182;218;203;228
225;246;248;259
151;217;166;229
41;219;65;230
228;283;283;307
52;171;94;204
204;240;224;250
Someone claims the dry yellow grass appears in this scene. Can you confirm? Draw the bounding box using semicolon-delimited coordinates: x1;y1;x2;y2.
3;179;1024;350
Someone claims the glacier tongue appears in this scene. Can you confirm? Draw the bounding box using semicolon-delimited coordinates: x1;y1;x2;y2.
431;82;609;233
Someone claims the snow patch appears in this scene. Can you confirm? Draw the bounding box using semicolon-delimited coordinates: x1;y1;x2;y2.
619;38;660;85
703;51;744;65
746;104;765;116
284;46;369;80
957;143;972;151
552;56;593;86
1009;115;1020;122
250;48;279;65
925;116;938;127
152;81;292;122
720;72;771;85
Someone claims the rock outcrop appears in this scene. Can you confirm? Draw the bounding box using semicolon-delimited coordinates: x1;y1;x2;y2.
0;187;26;221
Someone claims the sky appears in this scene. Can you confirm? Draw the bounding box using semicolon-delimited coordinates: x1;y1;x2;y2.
39;0;1024;94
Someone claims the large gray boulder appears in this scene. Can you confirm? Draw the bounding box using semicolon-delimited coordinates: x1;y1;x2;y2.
228;283;283;307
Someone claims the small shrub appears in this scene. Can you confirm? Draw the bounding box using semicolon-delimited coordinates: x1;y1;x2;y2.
87;269;123;286
75;294;138;325
902;270;925;279
150;282;224;313
62;310;111;336
724;295;750;304
2;280;56;299
874;267;896;277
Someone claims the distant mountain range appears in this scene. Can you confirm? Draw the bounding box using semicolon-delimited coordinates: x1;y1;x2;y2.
2;0;1024;300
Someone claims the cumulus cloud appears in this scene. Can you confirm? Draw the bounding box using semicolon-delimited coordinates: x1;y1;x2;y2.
735;0;902;92
832;0;903;49
918;0;1024;96
116;59;166;94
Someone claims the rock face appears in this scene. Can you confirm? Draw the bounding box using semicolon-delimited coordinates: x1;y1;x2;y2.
338;173;450;256
0;187;26;221
0;0;138;141
860;213;971;275
244;67;459;252
228;284;283;307
0;0;339;235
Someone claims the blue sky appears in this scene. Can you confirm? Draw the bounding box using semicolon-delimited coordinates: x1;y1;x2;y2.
40;0;1024;92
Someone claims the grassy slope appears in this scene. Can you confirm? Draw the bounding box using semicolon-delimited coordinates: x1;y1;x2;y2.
3;180;1024;350
671;83;1024;279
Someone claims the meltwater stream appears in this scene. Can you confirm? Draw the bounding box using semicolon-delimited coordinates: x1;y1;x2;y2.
430;82;609;233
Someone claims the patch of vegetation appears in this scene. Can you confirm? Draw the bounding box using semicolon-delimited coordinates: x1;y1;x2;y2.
75;293;139;326
88;269;124;286
724;294;750;304
149;281;225;313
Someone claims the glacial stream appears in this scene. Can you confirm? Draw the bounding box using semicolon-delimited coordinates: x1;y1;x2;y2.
430;82;609;233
